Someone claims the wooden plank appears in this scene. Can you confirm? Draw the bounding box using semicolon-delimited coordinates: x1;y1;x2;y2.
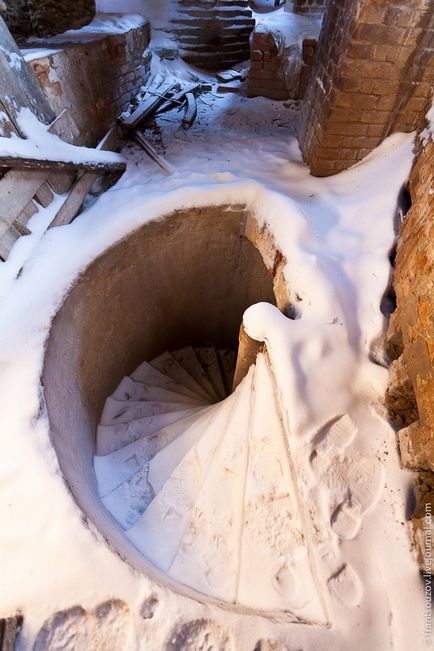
0;155;126;174
47;170;75;194
49;171;98;228
14;200;38;232
0;223;21;260
35;180;54;208
0;17;54;130
49;126;124;229
133;131;174;175
0;169;47;235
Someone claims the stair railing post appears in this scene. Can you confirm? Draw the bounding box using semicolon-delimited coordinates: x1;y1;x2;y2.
232;322;264;390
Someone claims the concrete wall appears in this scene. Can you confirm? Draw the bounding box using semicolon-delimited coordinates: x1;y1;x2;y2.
298;0;434;176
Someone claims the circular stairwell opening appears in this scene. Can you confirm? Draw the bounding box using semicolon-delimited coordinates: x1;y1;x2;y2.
43;204;291;601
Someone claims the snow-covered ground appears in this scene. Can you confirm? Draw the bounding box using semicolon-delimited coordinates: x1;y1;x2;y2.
0;49;426;650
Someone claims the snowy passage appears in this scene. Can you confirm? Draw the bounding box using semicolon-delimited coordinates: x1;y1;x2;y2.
0;52;425;650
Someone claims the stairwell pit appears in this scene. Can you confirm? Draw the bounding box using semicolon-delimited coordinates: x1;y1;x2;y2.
42;204;290;593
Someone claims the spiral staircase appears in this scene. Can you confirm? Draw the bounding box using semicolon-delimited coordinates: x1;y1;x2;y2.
94;346;325;623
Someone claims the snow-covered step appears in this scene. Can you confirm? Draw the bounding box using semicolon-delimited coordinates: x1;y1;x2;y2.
237;353;322;620
130;360;209;403
172;347;218;401
96;404;207;456
102;464;155;529
95;406;218;496
151;352;212;402
100;396;203;426
111;376;206;407
125;383;245;571
167;370;254;601
195;346;227;401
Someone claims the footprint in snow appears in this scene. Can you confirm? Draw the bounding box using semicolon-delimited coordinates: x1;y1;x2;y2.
327;563;363;607
310;414;384;540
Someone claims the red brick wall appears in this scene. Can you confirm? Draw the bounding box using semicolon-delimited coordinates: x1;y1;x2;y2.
291;0;326;18
298;0;434;176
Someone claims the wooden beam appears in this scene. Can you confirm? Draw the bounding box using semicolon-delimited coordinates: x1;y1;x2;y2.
0;155;126;174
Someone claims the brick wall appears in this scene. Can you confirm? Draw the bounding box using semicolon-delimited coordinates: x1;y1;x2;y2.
28;20;151;146
299;38;317;97
298;0;434;176
385;126;434;570
387;131;434;472
290;0;326;19
248;25;313;100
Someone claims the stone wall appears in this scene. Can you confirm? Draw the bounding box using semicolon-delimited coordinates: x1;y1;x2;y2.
385;126;434;569
27;20;151;146
298;0;434;176
4;0;95;37
387;130;434;472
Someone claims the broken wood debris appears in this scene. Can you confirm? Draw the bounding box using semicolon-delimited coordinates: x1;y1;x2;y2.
120;81;180;130
133;131;174;176
118;76;213;172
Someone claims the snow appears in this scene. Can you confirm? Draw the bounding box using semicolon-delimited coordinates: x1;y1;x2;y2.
21;47;61;62
0;108;124;166
252;6;322;44
421;97;434;145
0;55;425;651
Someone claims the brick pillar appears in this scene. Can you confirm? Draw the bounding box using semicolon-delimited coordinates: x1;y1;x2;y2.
298;0;434;176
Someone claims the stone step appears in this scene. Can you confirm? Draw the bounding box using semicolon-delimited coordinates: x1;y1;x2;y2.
100;397;202;426
172;16;256;28
96;404;207;456
172;347;219;401
110;377;206;408
94;405;218;496
125;389;239;571
174;7;253;18
167;370;254;600
151;351;212;402
131;359;209;403
195;347;227;400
